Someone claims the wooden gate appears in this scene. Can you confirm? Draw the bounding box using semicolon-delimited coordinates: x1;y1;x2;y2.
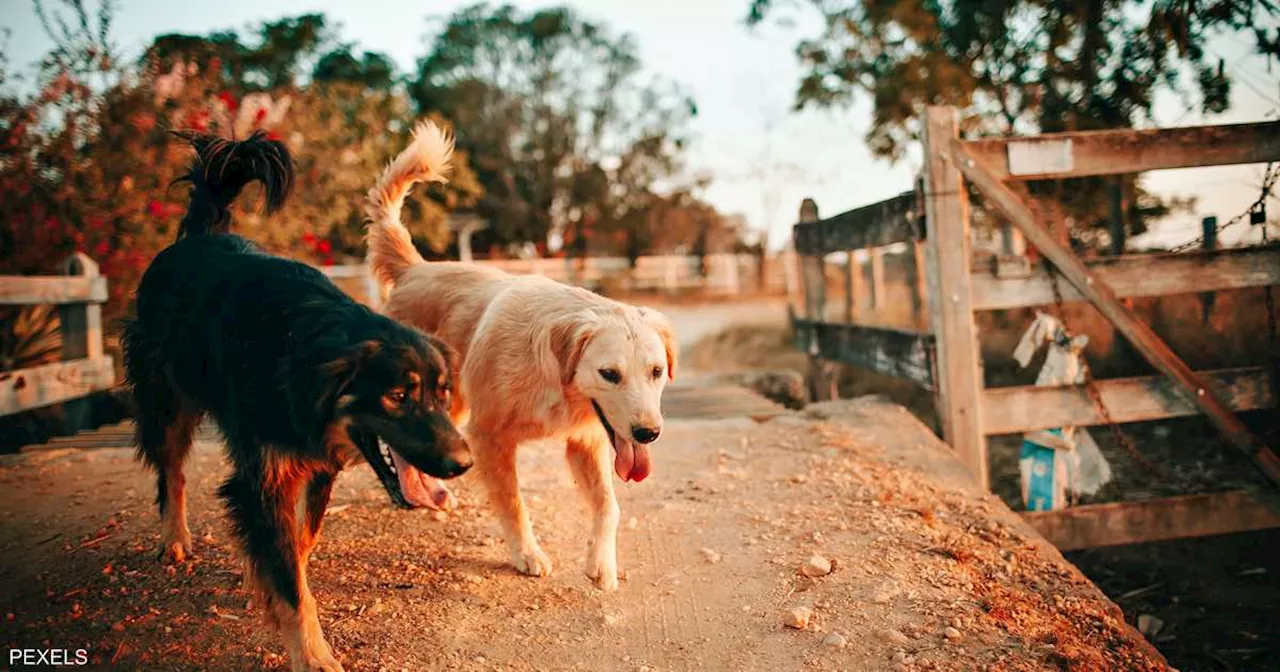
792;108;1280;547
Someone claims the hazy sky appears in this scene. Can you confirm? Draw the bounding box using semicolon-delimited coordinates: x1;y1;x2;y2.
4;0;1278;249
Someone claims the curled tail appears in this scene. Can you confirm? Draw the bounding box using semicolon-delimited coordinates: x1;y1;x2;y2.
365;120;454;287
171;130;294;239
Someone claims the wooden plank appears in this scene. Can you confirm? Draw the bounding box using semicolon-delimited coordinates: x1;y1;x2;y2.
0;357;115;416
983;366;1274;434
922;107;989;490
0;276;107;305
791;318;935;389
950;134;1280;486
964;120;1280;181
971;246;1280;310
793;191;922;255
868;248;886;309
58;253;104;431
1023;490;1280;551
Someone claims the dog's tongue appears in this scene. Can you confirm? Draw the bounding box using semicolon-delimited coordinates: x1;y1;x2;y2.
388;449;453;509
613;437;651;482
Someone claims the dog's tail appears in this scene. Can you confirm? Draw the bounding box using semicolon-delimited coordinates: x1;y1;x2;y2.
365;120;454;287
171;130;294;239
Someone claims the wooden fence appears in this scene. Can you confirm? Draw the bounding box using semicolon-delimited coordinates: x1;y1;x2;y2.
324;252;788;308
0;253;114;425
792;108;1280;549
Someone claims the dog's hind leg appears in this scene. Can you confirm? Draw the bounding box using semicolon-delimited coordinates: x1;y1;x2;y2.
221;455;342;672
472;427;552;577
134;381;200;564
566;433;621;591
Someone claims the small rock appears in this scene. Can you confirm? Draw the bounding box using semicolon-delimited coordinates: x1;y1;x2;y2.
801;554;833;577
822;632;847;648
1137;614;1164;637
603;614;619;626
944;626;963;642
627;517;639;530
700;548;722;564
880;628;910;645
872;584;895;604
432;510;448;522
783;606;812;629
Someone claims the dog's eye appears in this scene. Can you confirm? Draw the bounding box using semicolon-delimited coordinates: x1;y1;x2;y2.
599;368;621;384
386;389;408;405
651;366;664;380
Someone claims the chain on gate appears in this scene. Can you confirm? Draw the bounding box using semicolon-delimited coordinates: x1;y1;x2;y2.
1042;263;1170;487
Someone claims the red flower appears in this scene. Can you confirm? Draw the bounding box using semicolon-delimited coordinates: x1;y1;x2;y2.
266;130;282;142
93;240;110;257
301;232;316;244
316;240;332;255
148;200;164;217
217;90;238;114
44;217;58;231
254;108;267;125
322;256;334;267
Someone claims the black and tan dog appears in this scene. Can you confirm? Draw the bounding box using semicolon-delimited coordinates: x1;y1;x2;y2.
123;131;471;671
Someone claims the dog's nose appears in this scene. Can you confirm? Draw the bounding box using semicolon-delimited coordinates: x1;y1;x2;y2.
631;425;661;444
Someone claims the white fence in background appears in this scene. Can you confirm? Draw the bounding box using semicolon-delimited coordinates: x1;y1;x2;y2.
320;252;792;308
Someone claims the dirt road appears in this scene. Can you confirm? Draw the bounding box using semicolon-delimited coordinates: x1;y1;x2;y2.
0;396;1163;671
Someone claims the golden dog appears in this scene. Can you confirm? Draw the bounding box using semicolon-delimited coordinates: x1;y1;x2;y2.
364;122;676;590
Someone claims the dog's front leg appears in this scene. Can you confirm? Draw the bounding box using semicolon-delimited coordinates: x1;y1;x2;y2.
300;471;336;562
473;428;552;577
222;468;343;672
566;434;621;591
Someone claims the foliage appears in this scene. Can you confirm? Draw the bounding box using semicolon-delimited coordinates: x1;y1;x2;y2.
411;3;700;252
2;2;483;330
746;0;1275;244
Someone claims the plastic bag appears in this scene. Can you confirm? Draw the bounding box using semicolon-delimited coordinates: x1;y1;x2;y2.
1014;312;1113;510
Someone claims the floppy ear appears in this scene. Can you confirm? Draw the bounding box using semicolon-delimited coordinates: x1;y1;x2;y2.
293;340;381;431
549;316;597;387
640;308;678;381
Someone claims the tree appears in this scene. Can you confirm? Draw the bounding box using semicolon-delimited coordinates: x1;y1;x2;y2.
747;0;1276;247
411;3;697;254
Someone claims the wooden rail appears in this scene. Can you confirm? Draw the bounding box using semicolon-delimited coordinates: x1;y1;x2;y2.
792;110;1280;548
0;253;114;421
791;317;934;389
1024;490;1280;551
971;246;1280;311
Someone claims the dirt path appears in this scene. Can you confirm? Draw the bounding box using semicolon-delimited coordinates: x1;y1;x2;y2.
0;399;1163;671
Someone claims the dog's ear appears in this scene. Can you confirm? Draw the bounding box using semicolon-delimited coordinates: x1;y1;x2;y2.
549;315;598;387
640;308;678;381
295;340;381;429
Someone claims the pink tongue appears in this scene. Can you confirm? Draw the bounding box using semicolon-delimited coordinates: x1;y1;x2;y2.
613;439;651;482
388;449;450;508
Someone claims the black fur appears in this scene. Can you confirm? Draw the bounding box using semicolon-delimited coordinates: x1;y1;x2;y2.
123;131;471;626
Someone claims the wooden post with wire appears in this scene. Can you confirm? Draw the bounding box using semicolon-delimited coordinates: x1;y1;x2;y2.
922;106;989;490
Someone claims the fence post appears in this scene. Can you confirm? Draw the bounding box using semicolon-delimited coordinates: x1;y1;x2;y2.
922;106;988;490
799;198;835;401
843;251;855;322
911;240;928;329
58;252;104;432
869;248;886;309
1201;216;1218;323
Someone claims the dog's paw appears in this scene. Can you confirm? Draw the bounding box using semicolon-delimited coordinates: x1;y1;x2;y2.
291;654;343;672
512;547;553;577
586;566;620;591
157;533;193;564
586;553;620;591
290;642;343;672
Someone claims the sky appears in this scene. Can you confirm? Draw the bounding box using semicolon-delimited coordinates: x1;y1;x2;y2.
3;0;1278;250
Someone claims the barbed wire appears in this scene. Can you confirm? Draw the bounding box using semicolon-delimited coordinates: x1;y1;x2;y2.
1169;161;1278;253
